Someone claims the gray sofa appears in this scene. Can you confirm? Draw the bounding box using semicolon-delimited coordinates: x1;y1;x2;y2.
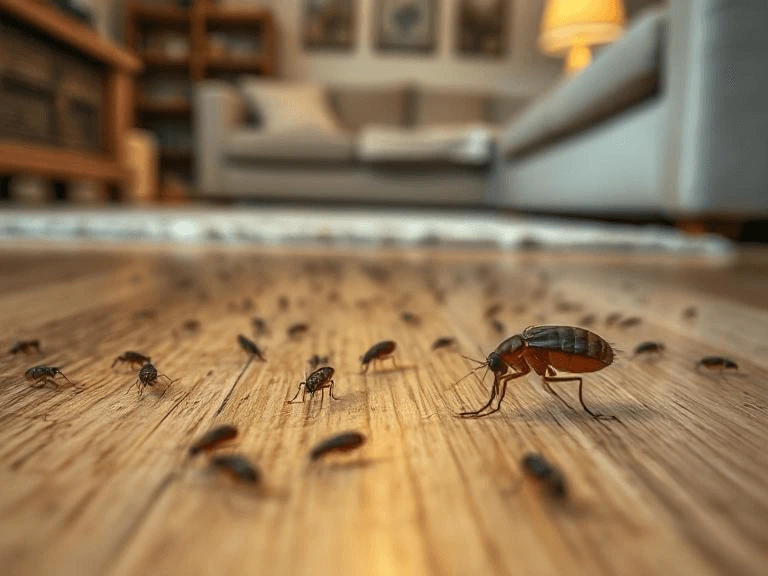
195;82;527;204
495;1;768;216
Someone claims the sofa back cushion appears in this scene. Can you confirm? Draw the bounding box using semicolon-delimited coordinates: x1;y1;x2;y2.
239;80;339;131
415;90;490;126
328;85;408;130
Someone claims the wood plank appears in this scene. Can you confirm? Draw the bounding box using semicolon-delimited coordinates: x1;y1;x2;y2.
0;144;129;182
0;0;141;72
0;245;766;576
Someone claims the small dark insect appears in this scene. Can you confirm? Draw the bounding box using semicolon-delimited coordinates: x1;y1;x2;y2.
618;316;642;329
111;350;151;370
210;453;261;483
237;334;266;361
522;452;567;498
309;431;366;461
401;311;421;326
277;296;289;311
25;365;73;388
696;356;738;371
9;340;41;355
633;341;666;357
307;354;331;370
578;314;596;327
485;303;502;318
431;337;456;351
182;319;201;332
360;340;397;374
288;366;338;404
327;290;340;303
133;363;174;396
605;312;622;326
241;298;253;312
251;317;269;336
682;306;698;321
456;325;616;420
134;308;157;320
189;424;238;457
490;319;505;334
287;323;309;338
555;301;582;313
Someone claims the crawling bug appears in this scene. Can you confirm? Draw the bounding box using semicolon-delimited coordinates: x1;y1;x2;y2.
251;317;269;336
696;356;738;372
682;306;698;321
309;431;366;461
605;313;622;326
485;303;502;318
457;325;616;420
111;351;151;370
307;354;331;370
401;311;421;326
578;314;596;327
133;363;175;396
277;296;289;311
210;454;261;483
633;341;665;357
288;366;338;404
618;316;642;329
237;334;266;361
9;340;41;355
431;337;456;351
555;301;582;313
189;424;238;457
490;319;505;335
360;340;397;374
25;366;73;388
182;319;200;332
287;323;309;338
522;452;567;498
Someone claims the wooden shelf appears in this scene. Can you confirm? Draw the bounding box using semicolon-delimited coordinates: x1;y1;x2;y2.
131;3;190;24
207;55;271;74
205;7;272;25
137;100;192;116
142;53;191;70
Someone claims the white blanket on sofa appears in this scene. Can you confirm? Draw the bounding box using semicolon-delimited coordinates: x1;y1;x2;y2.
358;124;496;165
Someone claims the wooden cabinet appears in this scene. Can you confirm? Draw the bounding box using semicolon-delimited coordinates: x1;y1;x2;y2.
0;0;141;199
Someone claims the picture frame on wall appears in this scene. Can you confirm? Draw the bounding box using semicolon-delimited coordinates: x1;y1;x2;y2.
456;0;508;58
302;0;356;50
376;0;437;53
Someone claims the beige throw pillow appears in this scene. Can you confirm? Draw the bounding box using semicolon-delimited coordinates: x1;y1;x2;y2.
240;80;339;132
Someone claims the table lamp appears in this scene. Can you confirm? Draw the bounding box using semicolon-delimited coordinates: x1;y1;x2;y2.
539;0;626;75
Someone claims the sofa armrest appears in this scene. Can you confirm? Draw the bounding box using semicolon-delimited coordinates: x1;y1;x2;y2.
194;81;244;195
663;0;768;213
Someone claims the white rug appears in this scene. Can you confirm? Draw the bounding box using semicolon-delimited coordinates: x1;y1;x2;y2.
0;207;733;255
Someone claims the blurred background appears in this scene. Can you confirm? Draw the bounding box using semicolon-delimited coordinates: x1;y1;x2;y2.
1;0;767;247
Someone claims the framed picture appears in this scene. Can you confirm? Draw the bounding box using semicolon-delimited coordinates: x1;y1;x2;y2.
456;0;507;57
376;0;437;53
302;0;356;50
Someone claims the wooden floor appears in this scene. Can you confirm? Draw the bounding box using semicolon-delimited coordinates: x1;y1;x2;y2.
1;243;767;576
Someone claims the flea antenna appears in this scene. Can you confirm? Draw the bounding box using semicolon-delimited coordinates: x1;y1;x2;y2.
452;362;488;389
461;354;485;365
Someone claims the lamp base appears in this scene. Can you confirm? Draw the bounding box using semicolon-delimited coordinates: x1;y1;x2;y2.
564;45;592;75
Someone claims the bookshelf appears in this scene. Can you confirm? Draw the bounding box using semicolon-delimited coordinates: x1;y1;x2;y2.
125;0;276;198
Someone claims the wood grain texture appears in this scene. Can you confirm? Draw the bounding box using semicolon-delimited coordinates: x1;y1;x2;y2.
0;243;766;576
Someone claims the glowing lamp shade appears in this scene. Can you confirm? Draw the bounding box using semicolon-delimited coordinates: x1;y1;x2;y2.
539;0;625;74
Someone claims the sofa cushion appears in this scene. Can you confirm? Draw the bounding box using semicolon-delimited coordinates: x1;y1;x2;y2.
499;7;667;158
239;80;339;132
225;127;355;163
415;90;490;126
358;124;496;165
328;85;407;130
